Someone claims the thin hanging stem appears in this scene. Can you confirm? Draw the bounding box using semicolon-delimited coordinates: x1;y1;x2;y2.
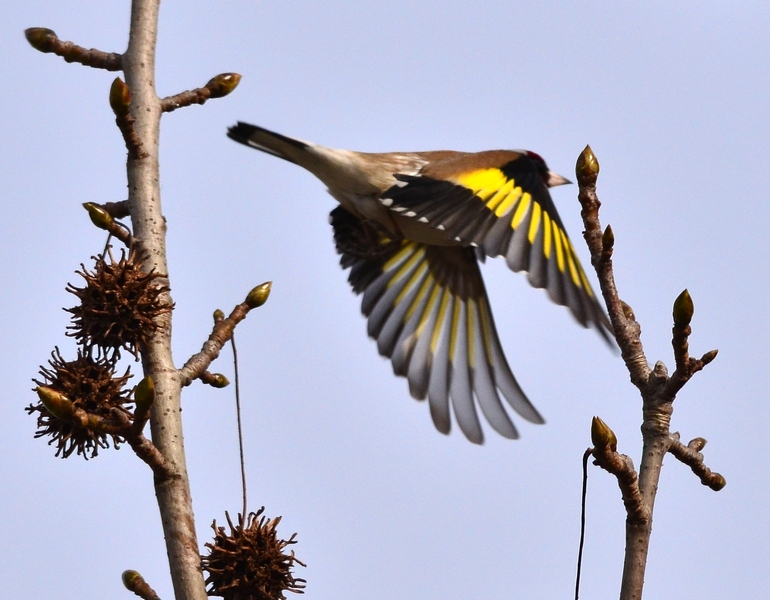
575;448;592;600
231;334;248;520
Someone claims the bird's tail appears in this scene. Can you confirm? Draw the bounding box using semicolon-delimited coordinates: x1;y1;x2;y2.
227;122;313;166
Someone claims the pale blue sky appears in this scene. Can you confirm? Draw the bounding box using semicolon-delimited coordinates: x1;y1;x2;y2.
2;2;768;598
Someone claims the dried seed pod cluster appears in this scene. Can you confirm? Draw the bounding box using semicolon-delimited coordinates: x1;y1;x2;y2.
202;508;306;600
29;246;172;459
65;249;172;359
28;348;133;458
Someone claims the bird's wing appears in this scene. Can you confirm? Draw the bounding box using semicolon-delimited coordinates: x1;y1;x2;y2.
330;206;544;444
380;161;613;342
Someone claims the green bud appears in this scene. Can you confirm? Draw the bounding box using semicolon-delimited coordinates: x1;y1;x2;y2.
245;281;272;309
121;570;143;591
602;224;614;251
700;349;718;365
36;386;75;420
109;77;131;116
210;373;230;388
688;437;707;452
620;300;635;320
673;289;694;327
576;145;600;182
205;73;242;98
591;416;617;452
708;474;726;492
134;376;155;412
213;309;225;323
82;202;113;230
25;28;57;53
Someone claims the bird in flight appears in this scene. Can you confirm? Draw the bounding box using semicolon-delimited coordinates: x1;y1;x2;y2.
227;122;612;444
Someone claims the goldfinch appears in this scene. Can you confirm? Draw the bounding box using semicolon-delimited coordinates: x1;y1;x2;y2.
227;122;612;444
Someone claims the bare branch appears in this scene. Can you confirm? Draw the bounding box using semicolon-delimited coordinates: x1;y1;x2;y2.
103;200;131;219
160;73;242;113
125;429;175;479
178;282;272;386
25;28;123;70
590;417;648;524
123;0;209;597
668;433;726;491
575;146;650;389
575;146;725;600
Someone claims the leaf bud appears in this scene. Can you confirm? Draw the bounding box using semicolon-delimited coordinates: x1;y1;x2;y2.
36;386;75;420
708;474;726;492
700;349;718;365
591;416;617;452
109;77;131;116
121;570;148;593
134;376;155;412
576;145;600;183
25;28;57;53
673;289;694;327
82;202;113;230
205;73;242;98
620;300;635;320
209;373;230;388
245;281;272;309
602;224;614;251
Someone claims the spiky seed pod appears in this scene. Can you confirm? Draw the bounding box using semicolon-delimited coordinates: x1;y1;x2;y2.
202;508;306;600
65;250;172;359
28;348;133;459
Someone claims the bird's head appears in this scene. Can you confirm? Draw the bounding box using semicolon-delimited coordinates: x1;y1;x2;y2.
525;150;571;188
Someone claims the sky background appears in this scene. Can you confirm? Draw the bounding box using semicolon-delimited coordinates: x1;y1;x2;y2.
2;2;768;599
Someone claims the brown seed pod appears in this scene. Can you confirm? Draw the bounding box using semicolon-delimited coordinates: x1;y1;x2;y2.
28;348;133;459
202;508;306;600
65;250;172;359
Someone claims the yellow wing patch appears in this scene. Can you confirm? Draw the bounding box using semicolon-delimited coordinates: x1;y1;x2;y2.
455;168;508;194
454;168;580;276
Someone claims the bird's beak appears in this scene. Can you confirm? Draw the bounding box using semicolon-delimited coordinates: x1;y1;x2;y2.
546;171;571;188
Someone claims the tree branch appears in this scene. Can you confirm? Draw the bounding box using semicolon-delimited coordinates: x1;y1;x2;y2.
25;28;123;70
178;282;271;387
576;147;650;390
160;73;241;113
668;434;726;491
122;1;207;598
575;146;724;600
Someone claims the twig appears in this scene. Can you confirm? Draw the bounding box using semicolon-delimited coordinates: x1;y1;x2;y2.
178;282;272;386
25;28;123;70
103;199;131;219
668;434;726;491
590;418;647;525
574;146;724;600
576;147;649;389
160;73;242;113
